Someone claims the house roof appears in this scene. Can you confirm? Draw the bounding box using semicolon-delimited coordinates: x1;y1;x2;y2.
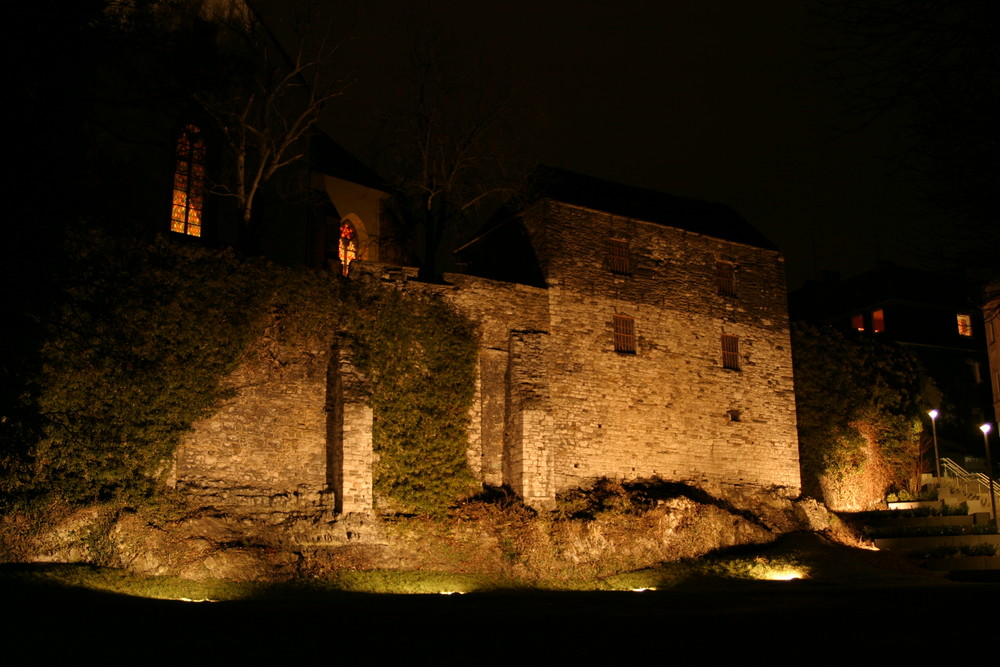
789;264;982;322
310;134;388;192
523;166;777;250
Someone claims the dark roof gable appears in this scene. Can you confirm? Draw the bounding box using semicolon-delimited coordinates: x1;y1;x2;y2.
527;166;776;250
310;134;388;191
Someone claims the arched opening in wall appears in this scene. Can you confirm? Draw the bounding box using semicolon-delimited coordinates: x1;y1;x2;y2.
338;218;358;276
170;124;206;237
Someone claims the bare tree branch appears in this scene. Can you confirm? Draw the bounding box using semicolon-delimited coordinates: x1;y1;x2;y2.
816;0;1000;273
374;21;537;280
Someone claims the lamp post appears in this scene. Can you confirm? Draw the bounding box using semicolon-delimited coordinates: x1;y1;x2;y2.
928;409;941;478
980;423;998;531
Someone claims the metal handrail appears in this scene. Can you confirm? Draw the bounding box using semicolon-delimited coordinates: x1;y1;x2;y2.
939;457;1000;499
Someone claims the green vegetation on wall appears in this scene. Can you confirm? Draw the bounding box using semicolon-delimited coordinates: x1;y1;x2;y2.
2;229;478;515
344;284;479;514
1;231;276;506
792;323;923;509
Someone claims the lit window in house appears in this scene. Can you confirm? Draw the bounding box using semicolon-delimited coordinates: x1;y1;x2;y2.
721;334;740;370
716;261;737;297
338;220;358;276
851;314;865;332
170;124;205;237
612;314;636;353
608;238;630;275
957;314;973;337
871;309;885;333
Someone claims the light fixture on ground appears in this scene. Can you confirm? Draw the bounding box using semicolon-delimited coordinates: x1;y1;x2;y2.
979;423;998;530
929;409;941;478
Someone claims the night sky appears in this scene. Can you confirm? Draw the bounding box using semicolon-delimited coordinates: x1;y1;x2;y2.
319;0;928;290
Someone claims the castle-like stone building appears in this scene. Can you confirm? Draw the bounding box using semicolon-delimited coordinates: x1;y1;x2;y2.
173;167;801;514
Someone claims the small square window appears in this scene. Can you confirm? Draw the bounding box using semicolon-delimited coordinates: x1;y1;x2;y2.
608;239;630;275
613;315;636;353
721;334;740;370
851;314;865;332
716;261;737;297
957;314;973;337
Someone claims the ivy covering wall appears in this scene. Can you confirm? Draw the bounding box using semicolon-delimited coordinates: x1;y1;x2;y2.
344;283;479;514
1;231;478;515
792;322;923;510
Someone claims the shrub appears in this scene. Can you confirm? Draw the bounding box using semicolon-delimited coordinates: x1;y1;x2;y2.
792;323;923;510
959;543;998;557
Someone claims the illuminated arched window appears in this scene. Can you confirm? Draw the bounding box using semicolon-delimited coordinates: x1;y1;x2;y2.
171;124;205;237
338;219;358;276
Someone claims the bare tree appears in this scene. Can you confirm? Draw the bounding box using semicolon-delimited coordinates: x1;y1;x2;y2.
194;0;351;228
105;0;351;230
375;24;535;281
816;0;1000;271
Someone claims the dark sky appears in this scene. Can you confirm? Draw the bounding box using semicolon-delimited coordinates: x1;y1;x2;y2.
320;0;926;290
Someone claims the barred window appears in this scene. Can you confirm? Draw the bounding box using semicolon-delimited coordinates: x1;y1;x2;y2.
170;124;205;237
613;315;636;353
608;238;630;275
716;261;737;297
721;334;740;370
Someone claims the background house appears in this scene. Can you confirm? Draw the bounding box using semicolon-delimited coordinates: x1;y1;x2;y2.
790;265;993;468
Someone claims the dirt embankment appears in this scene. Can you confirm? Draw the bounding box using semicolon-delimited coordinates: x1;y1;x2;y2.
0;481;844;583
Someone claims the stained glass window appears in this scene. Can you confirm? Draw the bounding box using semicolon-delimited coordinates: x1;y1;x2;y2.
339;220;358;276
171;124;205;237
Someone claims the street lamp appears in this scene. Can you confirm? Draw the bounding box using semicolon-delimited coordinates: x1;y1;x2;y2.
980;423;998;531
928;409;941;478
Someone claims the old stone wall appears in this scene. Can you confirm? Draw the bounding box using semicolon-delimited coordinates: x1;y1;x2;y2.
327;346;373;513
354;264;550;487
519;201;801;494
172;311;335;512
175;198;801;517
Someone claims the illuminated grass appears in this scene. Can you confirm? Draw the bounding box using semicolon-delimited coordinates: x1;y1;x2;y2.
6;534;920;601
1;559;797;601
0;564;256;601
0;564;516;600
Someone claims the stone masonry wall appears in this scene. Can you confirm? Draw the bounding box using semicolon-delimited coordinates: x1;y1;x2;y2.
175;199;800;517
504;331;556;507
328;345;373;513
173;311;334;512
354;264;550;488
521;201;801;494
